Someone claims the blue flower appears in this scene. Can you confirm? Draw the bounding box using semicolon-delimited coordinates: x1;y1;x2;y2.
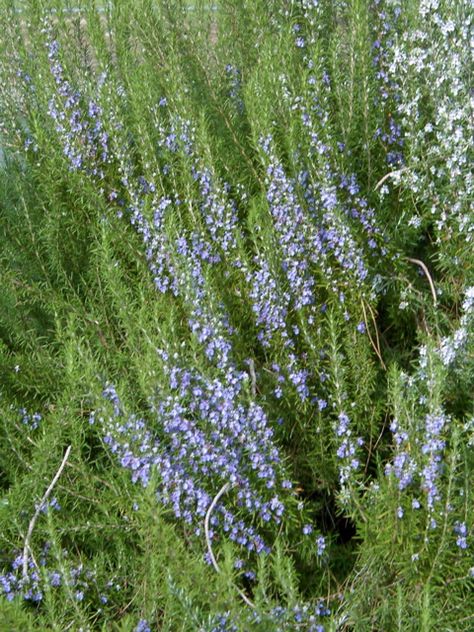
316;535;326;556
454;522;468;549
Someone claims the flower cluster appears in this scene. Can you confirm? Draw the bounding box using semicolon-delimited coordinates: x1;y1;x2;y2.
384;283;474;521
191;164;240;258
46;40;109;175
262;138;317;312
420;411;448;510
437;287;474;367
385;1;472;244
224;64;244;113
335;412;363;488
43;58;244;367
385;401;449;513
268;97;385;304
454;522;468;550
210;599;330;631
36;497;61;514
384;418;416;490
100;361;291;556
0;544;117;606
371;0;404;166
316;535;326;557
248;255;291;348
19;408;42;430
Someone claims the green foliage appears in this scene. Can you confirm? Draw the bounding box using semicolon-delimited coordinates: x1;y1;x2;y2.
0;0;473;630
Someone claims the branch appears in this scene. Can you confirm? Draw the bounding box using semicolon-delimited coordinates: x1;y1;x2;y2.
204;482;231;574
374;167;408;190
22;446;71;580
248;358;257;397
406;257;437;307
204;482;255;609
361;300;386;371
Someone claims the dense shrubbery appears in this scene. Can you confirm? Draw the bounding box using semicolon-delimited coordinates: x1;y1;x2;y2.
0;1;472;630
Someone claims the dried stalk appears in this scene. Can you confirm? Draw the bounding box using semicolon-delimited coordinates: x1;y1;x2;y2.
361;300;386;371
204;482;255;609
22;446;71;580
407;257;437;306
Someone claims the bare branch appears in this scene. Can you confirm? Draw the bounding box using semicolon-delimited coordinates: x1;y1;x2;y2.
204;482;231;574
406;257;437;307
374;167;408;190
248;358;257;398
361;300;387;371
23;446;72;580
204;482;255;609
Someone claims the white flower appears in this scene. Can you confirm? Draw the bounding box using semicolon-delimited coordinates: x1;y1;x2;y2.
440;19;455;36
408;215;422;228
462;287;474;314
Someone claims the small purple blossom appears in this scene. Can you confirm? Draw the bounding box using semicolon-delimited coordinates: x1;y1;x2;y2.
49;572;61;587
385;419;417;490
316;535;326;556
454;522;468;549
356;321;366;334
335;412;362;486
